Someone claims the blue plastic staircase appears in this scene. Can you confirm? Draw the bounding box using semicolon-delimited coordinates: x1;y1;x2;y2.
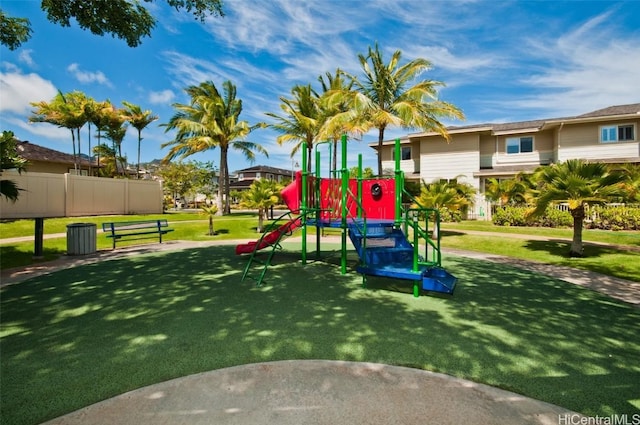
347;220;457;296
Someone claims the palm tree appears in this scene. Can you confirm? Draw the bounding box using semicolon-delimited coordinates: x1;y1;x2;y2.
161;80;267;215
1;130;28;202
30;90;88;172
92;143;122;177
412;178;475;221
240;179;281;232
317;69;358;171
86;99;113;175
266;84;321;170
613;163;640;203
102;106;129;176
485;172;534;206
528;159;625;257
344;43;465;176
122;101;158;179
200;204;219;235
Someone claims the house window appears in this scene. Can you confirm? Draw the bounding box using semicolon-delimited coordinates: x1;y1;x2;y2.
600;124;635;143
392;146;411;160
506;136;533;154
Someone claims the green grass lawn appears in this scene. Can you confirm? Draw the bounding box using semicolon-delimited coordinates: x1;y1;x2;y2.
439;232;640;282
1;244;638;425
0;213;267;269
2;215;639;282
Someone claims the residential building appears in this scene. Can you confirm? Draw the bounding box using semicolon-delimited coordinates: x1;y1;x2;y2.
15;141;95;175
371;103;640;219
230;165;295;191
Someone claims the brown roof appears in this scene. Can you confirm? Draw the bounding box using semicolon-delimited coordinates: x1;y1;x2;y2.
16;141;93;166
400;103;640;142
233;165;293;176
573;103;640;118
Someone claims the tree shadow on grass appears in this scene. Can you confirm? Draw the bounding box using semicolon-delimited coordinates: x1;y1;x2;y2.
522;239;640;279
0;244;65;269
1;246;638;425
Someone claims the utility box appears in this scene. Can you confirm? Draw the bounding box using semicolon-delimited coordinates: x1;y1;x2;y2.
66;223;97;255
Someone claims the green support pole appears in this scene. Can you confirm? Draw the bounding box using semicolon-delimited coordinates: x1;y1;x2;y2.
412;213;419;272
394;138;403;227
357;154;363;218
301;142;308;265
340;134;348;275
316;149;321;257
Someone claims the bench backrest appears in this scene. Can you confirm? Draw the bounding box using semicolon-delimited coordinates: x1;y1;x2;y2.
102;220;169;233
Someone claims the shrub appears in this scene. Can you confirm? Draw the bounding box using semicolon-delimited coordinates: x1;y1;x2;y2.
587;205;640;230
492;205;572;228
492;206;530;226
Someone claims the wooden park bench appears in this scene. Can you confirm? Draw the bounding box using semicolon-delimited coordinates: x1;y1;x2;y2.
102;219;174;249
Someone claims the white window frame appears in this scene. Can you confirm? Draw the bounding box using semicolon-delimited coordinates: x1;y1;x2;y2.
505;136;534;154
600;124;636;143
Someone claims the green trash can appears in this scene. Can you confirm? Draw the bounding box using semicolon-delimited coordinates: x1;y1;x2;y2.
66;223;97;255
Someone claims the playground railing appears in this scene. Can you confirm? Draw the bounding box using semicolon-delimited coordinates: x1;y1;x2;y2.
403;207;442;271
344;186;369;267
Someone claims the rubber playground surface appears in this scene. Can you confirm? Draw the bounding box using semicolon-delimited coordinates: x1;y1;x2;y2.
2;238;639;424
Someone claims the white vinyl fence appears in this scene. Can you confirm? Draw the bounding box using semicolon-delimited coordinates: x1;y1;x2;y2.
0;171;163;219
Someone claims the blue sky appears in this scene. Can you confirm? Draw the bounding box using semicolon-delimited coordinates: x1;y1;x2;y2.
1;0;639;174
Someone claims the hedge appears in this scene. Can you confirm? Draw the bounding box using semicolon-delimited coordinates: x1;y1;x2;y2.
492;204;640;230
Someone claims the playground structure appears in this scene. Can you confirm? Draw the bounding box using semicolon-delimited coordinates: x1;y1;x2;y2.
235;136;457;297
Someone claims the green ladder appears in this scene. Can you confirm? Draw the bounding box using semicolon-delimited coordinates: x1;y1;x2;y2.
240;211;302;286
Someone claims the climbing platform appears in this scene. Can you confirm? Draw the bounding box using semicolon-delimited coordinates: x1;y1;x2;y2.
347;220;457;296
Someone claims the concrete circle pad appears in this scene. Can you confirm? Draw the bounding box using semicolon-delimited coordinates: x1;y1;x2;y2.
43;360;582;425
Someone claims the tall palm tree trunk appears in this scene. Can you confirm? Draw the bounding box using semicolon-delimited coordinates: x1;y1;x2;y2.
377;127;385;176
137;130;142;179
70;130;78;172
217;146;228;215
87;123;92;176
75;127;82;173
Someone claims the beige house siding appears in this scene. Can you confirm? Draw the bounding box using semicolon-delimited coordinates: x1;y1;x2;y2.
420;150;480;188
26;161;84;174
415;133;480;187
479;134;495;168
557;119;640;162
558;142;640;162
494;130;554;167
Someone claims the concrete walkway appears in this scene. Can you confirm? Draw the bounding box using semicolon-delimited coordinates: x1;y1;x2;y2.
41;360;582;425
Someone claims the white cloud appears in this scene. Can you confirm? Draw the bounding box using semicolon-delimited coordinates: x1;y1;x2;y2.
67;63;112;87
149;89;175;104
4;117;69;141
0;70;58;113
501;9;640;116
18;49;35;67
161;51;226;90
